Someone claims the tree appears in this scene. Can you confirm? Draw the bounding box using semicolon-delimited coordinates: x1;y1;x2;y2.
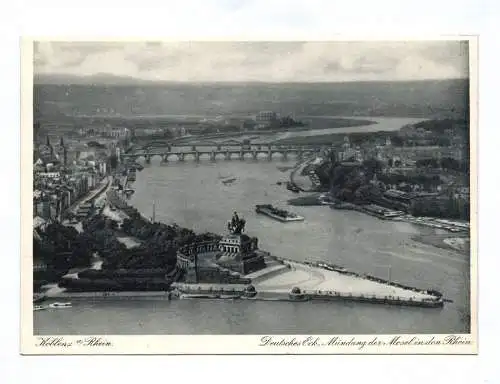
362;158;383;179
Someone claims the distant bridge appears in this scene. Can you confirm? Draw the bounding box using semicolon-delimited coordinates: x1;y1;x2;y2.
121;145;317;163
140;140;266;150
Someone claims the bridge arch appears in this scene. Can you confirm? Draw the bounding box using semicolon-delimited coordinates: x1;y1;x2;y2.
183;152;197;160
270;151;285;158
149;154;164;161
214;152;226;160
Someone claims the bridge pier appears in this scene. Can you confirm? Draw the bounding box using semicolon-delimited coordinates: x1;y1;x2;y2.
283;151;288;160
162;154;169;163
217;145;221;150
195;151;200;162
178;153;185;162
239;151;244;161
252;150;258;160
210;151;216;162
191;145;196;152
225;150;230;161
267;150;272;161
145;155;151;164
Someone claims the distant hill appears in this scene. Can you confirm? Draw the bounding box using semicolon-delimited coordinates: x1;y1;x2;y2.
33;78;469;119
34;73;153;85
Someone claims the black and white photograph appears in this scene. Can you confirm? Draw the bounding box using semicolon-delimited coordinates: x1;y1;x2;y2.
24;39;475;353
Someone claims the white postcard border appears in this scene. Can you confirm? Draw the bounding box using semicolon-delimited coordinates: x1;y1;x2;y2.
20;36;478;355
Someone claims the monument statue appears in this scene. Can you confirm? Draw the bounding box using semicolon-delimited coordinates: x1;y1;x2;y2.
228;211;246;234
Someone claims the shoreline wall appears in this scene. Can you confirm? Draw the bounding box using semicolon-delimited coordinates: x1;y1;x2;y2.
42;288;443;308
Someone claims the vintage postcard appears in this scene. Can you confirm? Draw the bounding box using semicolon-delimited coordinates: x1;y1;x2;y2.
21;37;477;354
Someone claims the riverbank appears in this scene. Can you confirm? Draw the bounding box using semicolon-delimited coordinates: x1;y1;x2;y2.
412;234;470;254
289;157;320;192
330;201;470;234
288;193;323;206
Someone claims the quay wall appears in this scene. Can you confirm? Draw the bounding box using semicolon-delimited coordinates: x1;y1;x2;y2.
43;288;443;308
43;291;173;299
301;291;443;308
269;255;444;304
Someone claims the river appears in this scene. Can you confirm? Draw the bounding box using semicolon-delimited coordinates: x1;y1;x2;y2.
34;159;470;335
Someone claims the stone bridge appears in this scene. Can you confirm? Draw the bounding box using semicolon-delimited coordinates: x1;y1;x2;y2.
122;146;317;164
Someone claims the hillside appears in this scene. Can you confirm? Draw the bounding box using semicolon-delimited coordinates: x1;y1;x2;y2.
33;79;469;119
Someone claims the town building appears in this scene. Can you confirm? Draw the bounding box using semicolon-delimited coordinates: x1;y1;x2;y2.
79;126;130;139
255;111;278;123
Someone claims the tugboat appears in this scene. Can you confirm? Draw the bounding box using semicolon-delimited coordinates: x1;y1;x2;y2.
255;204;304;222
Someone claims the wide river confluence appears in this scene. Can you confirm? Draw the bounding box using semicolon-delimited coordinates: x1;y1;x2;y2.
34;117;470;335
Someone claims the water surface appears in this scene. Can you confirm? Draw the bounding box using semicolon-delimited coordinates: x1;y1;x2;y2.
35;161;470;335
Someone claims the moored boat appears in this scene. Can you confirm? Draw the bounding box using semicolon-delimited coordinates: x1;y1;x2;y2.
33;293;47;303
286;182;300;193
49;302;72;309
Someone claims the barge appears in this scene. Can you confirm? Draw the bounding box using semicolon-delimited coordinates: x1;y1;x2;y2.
255;204;304;222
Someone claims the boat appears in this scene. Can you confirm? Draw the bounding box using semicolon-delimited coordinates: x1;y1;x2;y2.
49;302;72;309
180;294;218;299
124;188;135;196
255;204;304;222
34;305;47;311
286;182;300;193
221;177;237;185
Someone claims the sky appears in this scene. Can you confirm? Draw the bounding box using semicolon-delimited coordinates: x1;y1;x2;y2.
33;41;469;83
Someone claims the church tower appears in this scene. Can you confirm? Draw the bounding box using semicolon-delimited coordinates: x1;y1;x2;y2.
59;137;67;166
